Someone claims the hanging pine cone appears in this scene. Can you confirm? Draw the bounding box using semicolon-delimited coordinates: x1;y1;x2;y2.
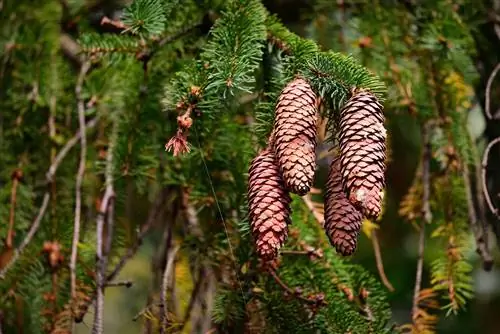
324;156;363;256
248;148;292;261
338;90;386;220
273;77;318;196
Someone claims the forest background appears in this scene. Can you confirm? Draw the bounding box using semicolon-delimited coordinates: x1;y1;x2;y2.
2;0;500;333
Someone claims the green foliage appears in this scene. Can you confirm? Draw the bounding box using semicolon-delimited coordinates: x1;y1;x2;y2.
121;0;167;37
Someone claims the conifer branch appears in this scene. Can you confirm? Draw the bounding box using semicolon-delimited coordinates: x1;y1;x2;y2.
178;267;206;333
481;136;500;220
411;123;432;323
0;117;98;279
70;60;91;319
106;280;133;288
160;245;179;334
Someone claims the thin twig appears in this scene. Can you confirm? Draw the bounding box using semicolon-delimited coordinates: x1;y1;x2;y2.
371;230;395;292
463;163;493;270
481;137;500;219
0;118;98;279
92;128;116;334
411;123;432;321
75;187;169;323
485;63;500;120
0;193;50;279
302;194;324;226
160;245;179;334
70;60;91;316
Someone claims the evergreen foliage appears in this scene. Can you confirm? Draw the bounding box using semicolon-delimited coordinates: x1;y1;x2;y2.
0;0;497;333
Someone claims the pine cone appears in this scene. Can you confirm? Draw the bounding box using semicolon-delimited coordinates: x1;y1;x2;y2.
338;90;386;219
324;156;363;256
273;78;318;196
248;148;292;261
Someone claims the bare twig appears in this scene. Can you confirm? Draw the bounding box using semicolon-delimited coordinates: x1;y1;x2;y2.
411;123;432;321
160;245;180;334
481;137;500;219
0;193;50;279
463;163;493;270
302;194;324;226
92;128;116;334
74;187;169;323
0;118;98;279
485;63;500;120
47;117;99;182
60;33;82;66
371;230;395;292
70;60;91;316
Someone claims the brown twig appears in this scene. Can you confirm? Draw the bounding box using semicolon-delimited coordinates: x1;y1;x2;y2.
268;268;327;306
463;163;493;270
6;170;22;248
485;63;500;120
411;123;432;321
160;245;180;334
302;194;324;226
92;127;116;334
74;187;169;322
70;60;91;316
481;137;500;219
371;230;395;292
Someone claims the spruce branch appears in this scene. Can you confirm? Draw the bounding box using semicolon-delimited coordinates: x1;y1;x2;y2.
0;118;98;279
106;280;133;288
411;122;432;324
70;60;91;319
160;245;179;334
178;266;206;333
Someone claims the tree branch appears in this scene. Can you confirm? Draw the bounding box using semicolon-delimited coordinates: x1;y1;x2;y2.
371;230;395;292
160;244;179;333
411;123;432;322
178;267;206;333
92;127;116;334
70;60;91;320
0;118;97;279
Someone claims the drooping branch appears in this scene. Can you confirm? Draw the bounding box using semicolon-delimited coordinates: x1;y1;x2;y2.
411;122;432;322
482;137;500;220
70;60;91;319
371;230;395;292
92;125;116;334
485;63;500;120
6;170;22;249
0;118;98;279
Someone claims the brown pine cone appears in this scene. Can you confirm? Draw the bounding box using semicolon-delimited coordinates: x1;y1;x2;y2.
324;156;363;256
248;148;292;261
273;78;318;196
338;90;386;219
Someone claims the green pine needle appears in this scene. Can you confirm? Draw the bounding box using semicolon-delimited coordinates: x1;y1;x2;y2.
121;0;167;37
